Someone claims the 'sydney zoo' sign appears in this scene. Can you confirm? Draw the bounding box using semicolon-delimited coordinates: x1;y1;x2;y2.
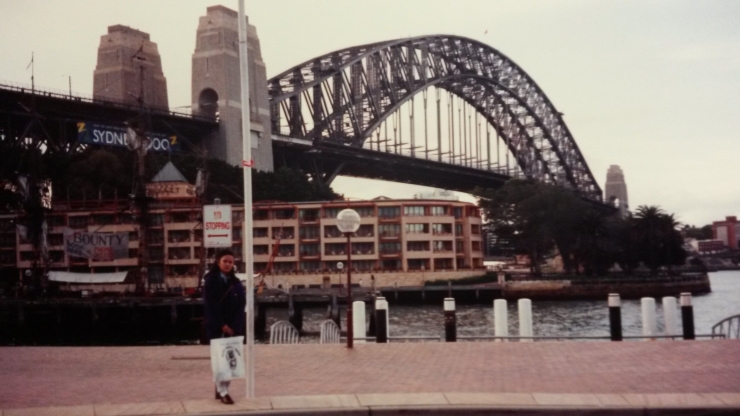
77;121;181;152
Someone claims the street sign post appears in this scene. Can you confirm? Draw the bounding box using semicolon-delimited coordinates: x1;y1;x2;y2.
203;205;232;248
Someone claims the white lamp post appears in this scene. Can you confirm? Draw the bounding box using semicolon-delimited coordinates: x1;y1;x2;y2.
336;209;360;348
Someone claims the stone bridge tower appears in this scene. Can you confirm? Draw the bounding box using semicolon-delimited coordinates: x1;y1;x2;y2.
93;25;169;109
605;165;629;218
191;5;274;171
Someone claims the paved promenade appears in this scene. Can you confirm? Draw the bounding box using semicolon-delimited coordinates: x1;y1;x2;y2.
1;340;739;414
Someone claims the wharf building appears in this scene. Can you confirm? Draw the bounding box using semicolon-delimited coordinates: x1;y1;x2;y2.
0;166;484;294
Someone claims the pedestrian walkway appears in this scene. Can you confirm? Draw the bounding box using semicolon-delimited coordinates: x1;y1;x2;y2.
1;341;739;414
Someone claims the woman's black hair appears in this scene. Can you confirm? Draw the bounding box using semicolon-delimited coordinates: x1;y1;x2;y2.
210;248;236;273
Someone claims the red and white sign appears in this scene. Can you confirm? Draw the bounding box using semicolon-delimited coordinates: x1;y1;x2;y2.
203;205;232;248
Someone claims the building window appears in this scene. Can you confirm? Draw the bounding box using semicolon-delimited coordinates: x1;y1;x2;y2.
351;242;374;255
20;251;39;261
69;216;89;229
455;224;463;236
92;214;115;225
150;214;165;226
232;210;245;224
453;207;463;219
253;245;269;255
272;227;294;239
299;261;321;271
471;224;481;235
232;227;242;241
353;260;376;271
405;223;429;234
355;224;374;237
404;206;425;216
323;207;341;218
379;242;401;254
430;206;447;216
381;260;401;270
170;212;191;223
48;234;64;246
407;259;429;270
128;230;139;241
434;258;453;270
433;241;453;252
299;209;319;222
324;225;342;238
407;241;430;252
455;241;464;253
432;223;452;235
253;210;269;220
168;230;191;243
168;247;191;260
273;209;295;220
47;216;66;227
299;244;320;256
273;262;295;272
299;226;320;239
277;244;295;257
253;227;268;238
472;241;481;251
378;206;400;219
379;224;400;237
325;243;346;255
355;207;375;218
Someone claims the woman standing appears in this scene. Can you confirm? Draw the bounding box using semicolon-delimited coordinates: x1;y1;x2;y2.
203;249;246;405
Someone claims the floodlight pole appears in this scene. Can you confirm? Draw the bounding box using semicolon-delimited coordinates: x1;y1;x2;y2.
237;0;255;398
345;232;353;348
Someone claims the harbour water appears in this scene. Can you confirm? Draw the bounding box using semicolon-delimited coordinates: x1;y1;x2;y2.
265;271;740;341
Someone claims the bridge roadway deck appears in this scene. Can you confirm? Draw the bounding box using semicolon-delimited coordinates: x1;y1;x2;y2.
1;340;739;414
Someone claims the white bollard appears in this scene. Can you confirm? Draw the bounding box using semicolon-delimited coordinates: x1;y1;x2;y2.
353;300;366;344
494;299;508;340
641;297;657;340
662;296;678;338
518;298;533;342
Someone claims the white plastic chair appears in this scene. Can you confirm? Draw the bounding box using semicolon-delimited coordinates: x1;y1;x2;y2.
319;320;341;344
269;320;300;344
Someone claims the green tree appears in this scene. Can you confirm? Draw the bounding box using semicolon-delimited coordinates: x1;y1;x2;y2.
632;206;687;274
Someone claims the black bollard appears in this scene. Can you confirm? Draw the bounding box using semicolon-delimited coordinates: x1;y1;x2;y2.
608;293;622;341
376;297;388;343
680;292;695;340
444;298;456;342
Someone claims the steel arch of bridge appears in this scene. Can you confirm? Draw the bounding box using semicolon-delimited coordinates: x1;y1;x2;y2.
268;35;601;200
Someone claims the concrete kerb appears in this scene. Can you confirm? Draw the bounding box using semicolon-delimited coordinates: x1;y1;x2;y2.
3;393;740;416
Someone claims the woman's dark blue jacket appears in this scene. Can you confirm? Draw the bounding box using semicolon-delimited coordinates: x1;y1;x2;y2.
203;268;246;340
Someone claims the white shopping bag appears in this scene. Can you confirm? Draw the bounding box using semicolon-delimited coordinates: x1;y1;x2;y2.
210;336;245;383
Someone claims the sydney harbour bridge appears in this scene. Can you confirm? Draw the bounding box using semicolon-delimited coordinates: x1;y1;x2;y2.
269;35;601;201
0;34;602;202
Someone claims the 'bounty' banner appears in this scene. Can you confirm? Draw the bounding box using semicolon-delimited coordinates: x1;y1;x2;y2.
77;121;181;152
63;228;129;261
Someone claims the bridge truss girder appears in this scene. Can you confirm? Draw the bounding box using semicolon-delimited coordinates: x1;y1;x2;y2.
269;35;601;200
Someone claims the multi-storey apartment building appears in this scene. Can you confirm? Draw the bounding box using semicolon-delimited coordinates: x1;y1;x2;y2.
250;198;483;274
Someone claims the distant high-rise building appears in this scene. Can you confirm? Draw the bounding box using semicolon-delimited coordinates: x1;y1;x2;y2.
191;5;273;171
93;25;169;109
605;165;629;217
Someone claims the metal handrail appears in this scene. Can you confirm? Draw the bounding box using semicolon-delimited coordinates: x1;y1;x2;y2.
712;314;740;339
457;334;724;341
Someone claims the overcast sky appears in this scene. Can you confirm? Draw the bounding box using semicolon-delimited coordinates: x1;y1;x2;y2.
1;0;738;226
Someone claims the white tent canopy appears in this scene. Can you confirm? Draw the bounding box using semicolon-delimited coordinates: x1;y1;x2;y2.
48;271;129;284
